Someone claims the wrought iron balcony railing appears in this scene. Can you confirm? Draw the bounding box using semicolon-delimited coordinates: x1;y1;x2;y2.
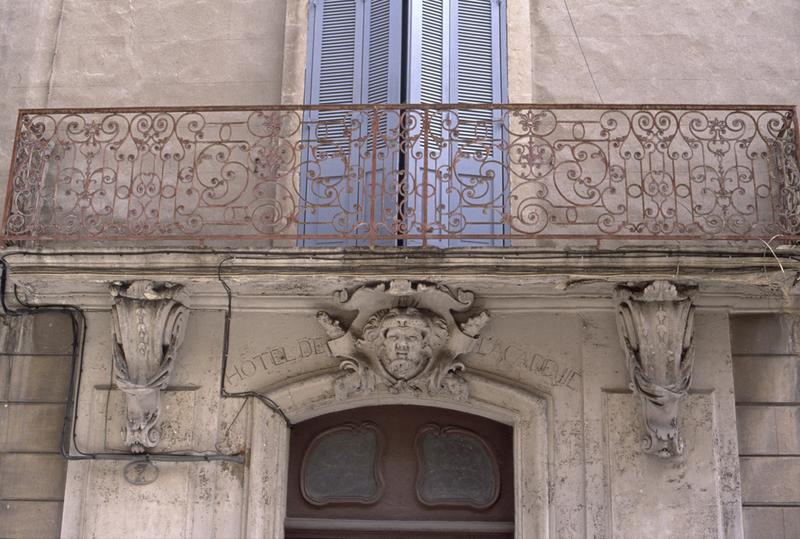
4;104;799;247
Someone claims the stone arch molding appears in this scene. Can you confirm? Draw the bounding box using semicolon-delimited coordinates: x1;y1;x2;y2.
242;280;552;538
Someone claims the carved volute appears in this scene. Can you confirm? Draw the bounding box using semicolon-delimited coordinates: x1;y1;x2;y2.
317;280;490;401
615;280;696;458
110;280;189;453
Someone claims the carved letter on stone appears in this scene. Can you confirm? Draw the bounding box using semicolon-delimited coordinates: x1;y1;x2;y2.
615;281;695;458
110;281;189;453
317;281;490;401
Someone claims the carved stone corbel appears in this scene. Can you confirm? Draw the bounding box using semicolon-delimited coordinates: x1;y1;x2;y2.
317;280;490;401
110;281;189;453
615;280;695;458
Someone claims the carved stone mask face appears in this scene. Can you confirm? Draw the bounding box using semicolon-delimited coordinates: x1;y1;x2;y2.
381;326;428;380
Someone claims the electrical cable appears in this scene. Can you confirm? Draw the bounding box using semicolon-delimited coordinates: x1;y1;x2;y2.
216;255;293;428
0;251;244;464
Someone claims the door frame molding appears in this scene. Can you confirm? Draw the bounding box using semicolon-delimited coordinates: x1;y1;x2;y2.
242;367;553;538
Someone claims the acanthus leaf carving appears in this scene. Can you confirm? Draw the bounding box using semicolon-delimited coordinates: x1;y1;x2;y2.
318;280;489;401
110;280;189;453
615;280;696;458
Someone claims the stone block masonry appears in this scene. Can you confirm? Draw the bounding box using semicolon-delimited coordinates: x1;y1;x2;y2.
0;312;73;539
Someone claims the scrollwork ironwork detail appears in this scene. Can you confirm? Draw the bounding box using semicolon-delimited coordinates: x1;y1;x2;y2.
5;105;797;244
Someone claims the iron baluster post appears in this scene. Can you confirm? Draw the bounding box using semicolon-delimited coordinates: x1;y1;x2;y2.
369;108;379;247
422;109;430;247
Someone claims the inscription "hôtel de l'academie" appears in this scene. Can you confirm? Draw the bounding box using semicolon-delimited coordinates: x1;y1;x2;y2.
226;334;581;392
472;336;582;391
226;336;330;384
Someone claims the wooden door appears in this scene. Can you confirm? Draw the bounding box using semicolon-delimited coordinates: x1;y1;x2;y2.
285;405;514;538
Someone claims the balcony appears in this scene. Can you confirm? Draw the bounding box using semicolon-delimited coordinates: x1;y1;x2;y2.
3;104;799;248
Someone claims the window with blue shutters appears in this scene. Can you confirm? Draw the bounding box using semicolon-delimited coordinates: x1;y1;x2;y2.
302;0;507;246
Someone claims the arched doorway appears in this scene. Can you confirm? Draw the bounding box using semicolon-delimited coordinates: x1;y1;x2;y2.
285;405;514;538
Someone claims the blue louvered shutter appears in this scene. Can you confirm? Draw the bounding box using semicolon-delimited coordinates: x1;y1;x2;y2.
301;0;365;244
304;0;503;246
364;0;402;106
362;0;402;244
408;0;448;105
407;0;449;244
407;0;505;246
450;0;505;245
302;0;401;245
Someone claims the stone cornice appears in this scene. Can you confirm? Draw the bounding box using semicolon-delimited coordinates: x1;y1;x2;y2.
2;247;798;312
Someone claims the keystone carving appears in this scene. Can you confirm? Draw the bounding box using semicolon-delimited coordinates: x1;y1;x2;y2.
317;280;490;401
615;280;696;458
110;281;189;453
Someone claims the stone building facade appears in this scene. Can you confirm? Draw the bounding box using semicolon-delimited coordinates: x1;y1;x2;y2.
1;1;799;538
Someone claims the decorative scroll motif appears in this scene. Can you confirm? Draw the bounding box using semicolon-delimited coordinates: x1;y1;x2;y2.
415;424;500;509
300;422;384;506
110;281;189;453
317;280;490;400
4;106;798;244
615;281;696;458
775;131;800;233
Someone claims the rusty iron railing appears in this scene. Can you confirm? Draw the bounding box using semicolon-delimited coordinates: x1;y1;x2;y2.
4;104;799;246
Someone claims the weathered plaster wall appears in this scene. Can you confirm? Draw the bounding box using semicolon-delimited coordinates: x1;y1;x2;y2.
529;0;800;104
61;310;248;539
2;1;799;537
0;0;289;206
2;0;799;204
581;310;742;539
56;293;745;538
